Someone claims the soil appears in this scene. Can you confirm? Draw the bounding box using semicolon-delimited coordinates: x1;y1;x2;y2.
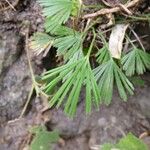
0;0;150;150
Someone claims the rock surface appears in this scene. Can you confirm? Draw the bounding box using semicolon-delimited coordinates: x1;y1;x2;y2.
0;0;43;123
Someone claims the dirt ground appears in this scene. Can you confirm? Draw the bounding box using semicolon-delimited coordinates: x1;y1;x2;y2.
0;0;150;150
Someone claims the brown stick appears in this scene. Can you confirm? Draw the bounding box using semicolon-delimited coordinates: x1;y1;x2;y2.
0;0;19;12
82;0;141;19
4;0;16;11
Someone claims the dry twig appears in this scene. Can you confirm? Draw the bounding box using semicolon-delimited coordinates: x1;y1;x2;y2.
0;0;19;12
82;0;141;19
129;26;146;51
4;0;16;11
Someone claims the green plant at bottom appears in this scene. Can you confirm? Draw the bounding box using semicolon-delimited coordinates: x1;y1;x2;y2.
29;126;59;150
101;133;148;150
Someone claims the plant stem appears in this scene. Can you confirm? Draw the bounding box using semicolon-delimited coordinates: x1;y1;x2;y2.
98;31;108;48
87;28;96;57
127;15;150;21
125;35;136;49
129;27;145;51
19;85;34;118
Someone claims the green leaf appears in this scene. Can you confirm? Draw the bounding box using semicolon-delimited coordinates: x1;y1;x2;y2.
71;0;81;16
96;45;111;64
114;62;134;100
38;0;80;33
117;133;149;150
94;59;134;103
85;70;92;114
51;25;76;36
29;32;54;56
29;126;59;150
89;65;101;108
42;62;78;93
64;64;85;115
101;133;149;150
29;27;83;60
54;30;83;60
121;48;150;76
41;57;101;116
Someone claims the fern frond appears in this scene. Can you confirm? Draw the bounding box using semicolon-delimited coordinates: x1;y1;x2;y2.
94;59;134;104
51;25;76;36
60;51;83;84
62;51;83;82
54;30;83;60
121;48;150;76
29;27;82;60
96;45;110;64
38;0;80;33
29;32;54;56
41;57;101;116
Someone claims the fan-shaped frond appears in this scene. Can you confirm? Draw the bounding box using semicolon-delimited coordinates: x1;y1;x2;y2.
29;32;54;56
121;48;150;76
61;51;83;82
94;59;134;104
54;31;83;60
29;26;82;60
51;25;76;36
41;57;101;116
38;0;80;33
